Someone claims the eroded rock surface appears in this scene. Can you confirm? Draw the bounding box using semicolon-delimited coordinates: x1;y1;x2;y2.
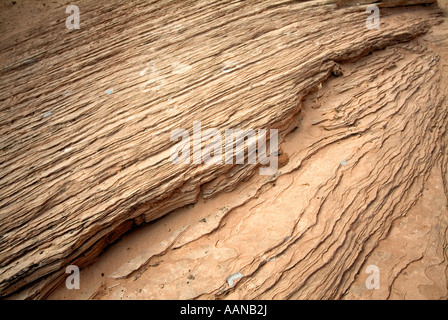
0;0;447;299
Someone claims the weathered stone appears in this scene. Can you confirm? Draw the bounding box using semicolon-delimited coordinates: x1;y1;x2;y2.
0;0;447;299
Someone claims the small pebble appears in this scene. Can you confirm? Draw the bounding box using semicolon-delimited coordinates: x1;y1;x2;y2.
222;66;232;73
43;111;52;118
226;272;243;287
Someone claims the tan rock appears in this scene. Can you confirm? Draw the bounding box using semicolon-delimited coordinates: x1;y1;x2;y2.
0;0;447;299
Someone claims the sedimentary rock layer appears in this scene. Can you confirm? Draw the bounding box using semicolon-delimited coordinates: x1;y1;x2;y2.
0;0;447;299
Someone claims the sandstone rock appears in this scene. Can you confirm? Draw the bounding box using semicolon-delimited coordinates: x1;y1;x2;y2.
0;0;447;299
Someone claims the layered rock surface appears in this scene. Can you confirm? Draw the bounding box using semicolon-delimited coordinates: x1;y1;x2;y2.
0;0;447;299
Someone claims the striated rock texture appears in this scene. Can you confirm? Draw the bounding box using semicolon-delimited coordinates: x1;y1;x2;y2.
49;18;448;300
1;0;447;299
